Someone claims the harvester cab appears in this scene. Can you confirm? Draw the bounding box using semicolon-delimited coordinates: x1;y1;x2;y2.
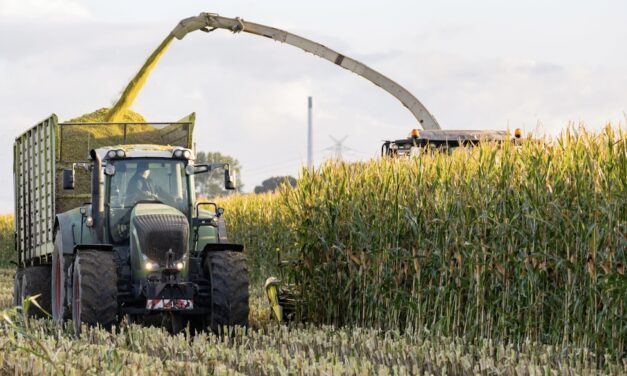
13;115;249;334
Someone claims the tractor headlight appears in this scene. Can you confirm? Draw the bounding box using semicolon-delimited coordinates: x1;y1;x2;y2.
104;164;116;176
176;262;184;270
173;149;192;159
145;261;159;271
106;149;126;159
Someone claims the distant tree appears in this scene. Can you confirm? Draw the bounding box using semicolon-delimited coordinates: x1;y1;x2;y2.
254;176;297;194
195;151;243;197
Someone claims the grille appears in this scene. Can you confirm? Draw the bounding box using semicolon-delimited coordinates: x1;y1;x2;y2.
132;214;189;266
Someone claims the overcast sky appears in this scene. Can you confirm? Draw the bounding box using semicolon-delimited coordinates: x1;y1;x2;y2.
1;0;625;212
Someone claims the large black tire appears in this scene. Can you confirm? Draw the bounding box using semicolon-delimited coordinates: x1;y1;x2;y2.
12;269;23;307
51;230;71;321
205;251;249;333
71;250;118;333
20;265;52;318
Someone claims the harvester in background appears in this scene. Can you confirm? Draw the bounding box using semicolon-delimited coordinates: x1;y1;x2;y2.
381;128;524;157
13;114;248;333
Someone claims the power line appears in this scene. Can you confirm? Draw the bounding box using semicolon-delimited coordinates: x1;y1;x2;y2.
323;135;349;159
243;150;326;178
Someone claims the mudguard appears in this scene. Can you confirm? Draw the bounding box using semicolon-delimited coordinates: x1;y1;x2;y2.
55;213;76;255
56;208;96;255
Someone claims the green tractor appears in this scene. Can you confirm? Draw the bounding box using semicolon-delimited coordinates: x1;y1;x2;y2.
13;114;248;333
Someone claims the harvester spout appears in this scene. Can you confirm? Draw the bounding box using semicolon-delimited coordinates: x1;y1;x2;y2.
171;13;244;40
171;14;212;40
169;12;441;130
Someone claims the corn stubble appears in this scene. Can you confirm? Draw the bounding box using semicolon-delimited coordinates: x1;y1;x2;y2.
223;126;626;359
0;269;624;374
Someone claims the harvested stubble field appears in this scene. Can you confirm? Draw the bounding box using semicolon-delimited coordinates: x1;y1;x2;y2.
0;269;623;375
0;126;625;374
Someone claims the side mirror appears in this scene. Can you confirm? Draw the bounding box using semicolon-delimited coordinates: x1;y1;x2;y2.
63;168;75;190
216;207;225;217
224;168;236;190
192;165;210;175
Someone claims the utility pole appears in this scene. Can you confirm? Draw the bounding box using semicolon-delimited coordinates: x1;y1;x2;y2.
307;96;313;169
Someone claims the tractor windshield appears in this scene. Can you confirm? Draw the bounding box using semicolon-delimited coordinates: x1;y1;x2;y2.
106;158;190;244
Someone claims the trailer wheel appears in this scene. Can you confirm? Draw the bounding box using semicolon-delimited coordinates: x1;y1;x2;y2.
52;230;70;321
21;265;52;317
71;250;118;333
12;269;23;307
205;251;249;333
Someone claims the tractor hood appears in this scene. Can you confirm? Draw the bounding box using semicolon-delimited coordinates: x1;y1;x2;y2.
130;203;189;268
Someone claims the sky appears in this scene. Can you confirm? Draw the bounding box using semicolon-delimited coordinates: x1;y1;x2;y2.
0;0;625;212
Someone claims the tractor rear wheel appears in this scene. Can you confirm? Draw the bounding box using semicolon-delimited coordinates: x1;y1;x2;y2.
20;265;52;317
205;251;249;333
71;250;118;333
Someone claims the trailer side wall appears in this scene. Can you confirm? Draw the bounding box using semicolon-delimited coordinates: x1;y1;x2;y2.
13;115;57;266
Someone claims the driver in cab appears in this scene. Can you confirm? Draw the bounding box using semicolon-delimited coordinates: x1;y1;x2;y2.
126;161;157;203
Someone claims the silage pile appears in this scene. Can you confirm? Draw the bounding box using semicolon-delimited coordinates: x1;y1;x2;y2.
60;108;162;162
66;107;146;123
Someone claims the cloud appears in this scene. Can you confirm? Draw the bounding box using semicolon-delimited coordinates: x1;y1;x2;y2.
0;15;625;212
383;52;626;136
0;0;90;20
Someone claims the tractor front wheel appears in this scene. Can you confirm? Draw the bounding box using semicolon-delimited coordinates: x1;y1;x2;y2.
205;251;249;333
71;250;118;333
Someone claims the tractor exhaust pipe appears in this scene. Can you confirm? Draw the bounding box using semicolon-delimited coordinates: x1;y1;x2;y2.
90;149;104;242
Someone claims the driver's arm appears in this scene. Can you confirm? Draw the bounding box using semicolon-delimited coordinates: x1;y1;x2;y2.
145;178;159;197
153;183;176;202
132;178;156;200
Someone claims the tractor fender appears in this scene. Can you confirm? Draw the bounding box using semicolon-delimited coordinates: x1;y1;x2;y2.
55;213;77;256
73;244;113;254
200;243;244;265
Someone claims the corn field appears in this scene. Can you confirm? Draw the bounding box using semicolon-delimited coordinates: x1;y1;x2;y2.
222;126;626;359
0;214;13;268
